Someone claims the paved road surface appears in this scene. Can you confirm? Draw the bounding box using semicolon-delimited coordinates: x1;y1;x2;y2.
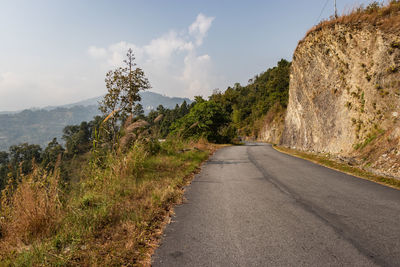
152;143;400;266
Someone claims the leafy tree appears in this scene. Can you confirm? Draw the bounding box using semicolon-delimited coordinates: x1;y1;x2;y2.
63;121;92;156
0;151;8;165
179;100;189;116
0;151;9;190
171;101;233;143
41;138;65;172
146;110;159;124
133;103;145;118
193;96;205;104
99;48;151;144
9;143;42;176
156;104;166;114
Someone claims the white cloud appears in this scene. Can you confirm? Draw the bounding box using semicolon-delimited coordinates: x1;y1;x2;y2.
0;14;219;111
88;46;107;59
189;13;215;46
88;13;220;98
180;53;214;96
144;31;193;61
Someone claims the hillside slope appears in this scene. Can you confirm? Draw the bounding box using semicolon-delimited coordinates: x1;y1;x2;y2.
281;3;400;178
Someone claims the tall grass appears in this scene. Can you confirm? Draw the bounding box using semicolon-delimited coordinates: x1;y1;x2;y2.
0;168;61;247
0;138;214;266
304;0;400;41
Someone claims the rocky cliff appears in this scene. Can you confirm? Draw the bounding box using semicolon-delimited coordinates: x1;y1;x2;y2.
281;10;400;178
259;104;286;144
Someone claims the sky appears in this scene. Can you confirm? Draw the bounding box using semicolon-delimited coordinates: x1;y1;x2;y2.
0;0;375;111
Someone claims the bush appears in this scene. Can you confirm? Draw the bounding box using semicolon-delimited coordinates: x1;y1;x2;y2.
145;138;161;155
170;101;234;143
366;1;381;14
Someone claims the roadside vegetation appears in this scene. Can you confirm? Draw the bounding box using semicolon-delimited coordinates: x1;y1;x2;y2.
0;47;289;265
0;138;217;266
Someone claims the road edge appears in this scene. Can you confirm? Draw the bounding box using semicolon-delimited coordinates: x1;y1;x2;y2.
144;144;229;266
273;145;400;190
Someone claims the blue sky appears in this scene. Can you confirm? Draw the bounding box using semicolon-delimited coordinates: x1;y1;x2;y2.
0;0;374;111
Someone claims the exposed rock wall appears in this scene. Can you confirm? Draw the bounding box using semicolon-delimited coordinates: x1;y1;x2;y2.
259;105;286;144
281;23;400;178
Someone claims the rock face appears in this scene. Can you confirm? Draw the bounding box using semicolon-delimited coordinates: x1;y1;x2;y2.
259;105;286;144
281;23;400;177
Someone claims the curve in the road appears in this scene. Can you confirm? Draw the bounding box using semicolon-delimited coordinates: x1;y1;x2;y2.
152;143;400;267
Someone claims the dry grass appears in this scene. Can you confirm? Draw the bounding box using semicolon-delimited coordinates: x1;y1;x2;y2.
0;168;61;249
0;139;219;266
304;1;400;41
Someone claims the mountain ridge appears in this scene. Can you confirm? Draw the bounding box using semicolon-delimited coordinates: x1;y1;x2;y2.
0;91;192;150
0;91;192;114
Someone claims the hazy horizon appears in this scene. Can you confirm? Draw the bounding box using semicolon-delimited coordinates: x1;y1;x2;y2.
0;0;373;111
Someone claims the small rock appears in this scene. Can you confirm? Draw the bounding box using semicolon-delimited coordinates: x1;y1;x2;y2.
348;158;357;166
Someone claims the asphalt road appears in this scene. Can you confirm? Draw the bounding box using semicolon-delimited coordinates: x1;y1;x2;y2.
152;143;400;266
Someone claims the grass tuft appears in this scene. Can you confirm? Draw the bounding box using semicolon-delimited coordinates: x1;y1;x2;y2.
301;1;400;45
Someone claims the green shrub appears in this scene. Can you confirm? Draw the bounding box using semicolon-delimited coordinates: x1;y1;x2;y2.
170;100;233;143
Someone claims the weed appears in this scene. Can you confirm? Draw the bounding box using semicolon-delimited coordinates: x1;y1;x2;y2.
391;41;400;49
387;65;398;73
304;1;400;39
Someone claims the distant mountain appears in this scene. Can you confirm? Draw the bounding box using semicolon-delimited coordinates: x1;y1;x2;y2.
0;91;192;151
41;91;192;112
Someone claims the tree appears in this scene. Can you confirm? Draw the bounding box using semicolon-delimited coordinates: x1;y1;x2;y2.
121;49;151;115
156;104;166;114
194;96;205;104
0;151;8;165
0;151;9;190
179;101;189;116
62;121;91;155
9;143;42;176
171;101;234;143
41;138;65;172
99;48;151;144
133;103;145;118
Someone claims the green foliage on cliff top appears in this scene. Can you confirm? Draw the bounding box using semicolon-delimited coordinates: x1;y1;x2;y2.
209;59;291;137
